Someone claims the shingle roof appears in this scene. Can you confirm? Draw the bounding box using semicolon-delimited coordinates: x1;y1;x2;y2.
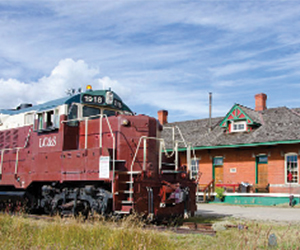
237;104;261;124
161;106;300;149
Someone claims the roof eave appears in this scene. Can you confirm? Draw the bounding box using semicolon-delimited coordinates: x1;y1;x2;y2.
165;139;300;152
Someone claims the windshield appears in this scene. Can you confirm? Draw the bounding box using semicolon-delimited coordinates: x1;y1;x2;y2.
83;106;100;118
103;110;117;117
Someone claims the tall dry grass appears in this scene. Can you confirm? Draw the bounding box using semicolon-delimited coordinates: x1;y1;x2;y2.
0;214;174;250
1;213;300;249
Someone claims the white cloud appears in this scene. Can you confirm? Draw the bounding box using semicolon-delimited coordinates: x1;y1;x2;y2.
2;1;300;121
98;76;131;98
0;59;124;109
37;58;100;99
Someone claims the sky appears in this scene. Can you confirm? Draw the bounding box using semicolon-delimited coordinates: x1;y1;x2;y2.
1;0;300;122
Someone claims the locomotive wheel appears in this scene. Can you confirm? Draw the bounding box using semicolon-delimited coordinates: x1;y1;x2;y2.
41;185;112;218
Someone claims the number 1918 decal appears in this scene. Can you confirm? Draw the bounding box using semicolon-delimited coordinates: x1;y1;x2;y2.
82;94;104;104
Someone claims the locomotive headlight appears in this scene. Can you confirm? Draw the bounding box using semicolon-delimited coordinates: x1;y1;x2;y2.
106;91;114;104
86;85;93;91
121;119;130;126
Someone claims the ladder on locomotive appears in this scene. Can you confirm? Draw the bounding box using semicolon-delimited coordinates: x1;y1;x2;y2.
115;136;165;214
114;127;194;214
74;115;193;214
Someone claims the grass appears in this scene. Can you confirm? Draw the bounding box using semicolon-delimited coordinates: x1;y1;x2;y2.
1;213;300;249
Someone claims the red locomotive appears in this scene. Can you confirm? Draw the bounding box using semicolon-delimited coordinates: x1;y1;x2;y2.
0;85;196;219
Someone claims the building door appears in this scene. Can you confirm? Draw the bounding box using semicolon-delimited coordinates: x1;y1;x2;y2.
256;155;268;185
257;164;268;184
213;157;224;184
215;166;224;184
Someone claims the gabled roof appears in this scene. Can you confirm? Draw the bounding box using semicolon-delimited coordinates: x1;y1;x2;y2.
220;104;261;128
161;106;300;150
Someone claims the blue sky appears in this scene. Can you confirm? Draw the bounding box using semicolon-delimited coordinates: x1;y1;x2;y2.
1;0;300;122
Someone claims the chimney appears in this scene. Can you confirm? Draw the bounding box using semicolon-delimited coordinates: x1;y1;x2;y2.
255;93;267;111
158;110;168;125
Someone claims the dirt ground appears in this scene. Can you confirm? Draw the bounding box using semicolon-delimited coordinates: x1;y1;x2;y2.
196;203;300;223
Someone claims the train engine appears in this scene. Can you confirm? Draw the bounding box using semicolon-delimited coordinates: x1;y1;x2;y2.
0;85;196;219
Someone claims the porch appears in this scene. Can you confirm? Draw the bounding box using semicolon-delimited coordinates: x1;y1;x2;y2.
196;180;270;203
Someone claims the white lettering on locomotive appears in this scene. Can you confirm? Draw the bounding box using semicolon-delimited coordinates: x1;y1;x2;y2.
39;136;57;148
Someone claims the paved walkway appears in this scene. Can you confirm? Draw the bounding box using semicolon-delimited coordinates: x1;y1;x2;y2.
196;203;300;223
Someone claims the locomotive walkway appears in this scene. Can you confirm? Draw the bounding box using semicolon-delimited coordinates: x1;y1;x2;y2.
196;204;300;223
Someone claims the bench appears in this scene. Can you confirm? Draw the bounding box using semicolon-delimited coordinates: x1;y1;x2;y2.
252;183;269;193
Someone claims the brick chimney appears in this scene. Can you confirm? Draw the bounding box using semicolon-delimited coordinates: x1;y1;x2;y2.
158;110;168;125
255;93;267;111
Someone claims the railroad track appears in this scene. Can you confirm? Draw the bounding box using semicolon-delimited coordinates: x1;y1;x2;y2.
146;223;216;236
12;214;251;236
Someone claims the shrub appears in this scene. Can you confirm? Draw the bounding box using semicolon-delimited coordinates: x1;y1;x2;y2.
215;187;225;201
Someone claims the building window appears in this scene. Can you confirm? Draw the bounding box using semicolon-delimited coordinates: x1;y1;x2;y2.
191;159;199;180
231;121;247;132
257;155;268;164
213;157;223;166
285;153;298;183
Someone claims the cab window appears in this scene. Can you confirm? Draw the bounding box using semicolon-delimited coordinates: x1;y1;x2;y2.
38;113;43;130
67;104;78;126
35;109;59;132
103;110;117;117
46;110;54;127
68;104;78;120
83;106;100;118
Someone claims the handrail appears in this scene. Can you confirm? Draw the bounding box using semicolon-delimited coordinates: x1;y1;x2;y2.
163;126;195;173
202;179;215;202
215;183;240;193
163;127;184;159
0;150;3;177
129;136;165;201
174;125;187;148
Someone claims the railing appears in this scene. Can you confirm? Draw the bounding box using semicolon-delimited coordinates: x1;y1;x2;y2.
202;179;215;202
215;183;240;193
129;136;165;201
164;126;187;148
163;126;196;175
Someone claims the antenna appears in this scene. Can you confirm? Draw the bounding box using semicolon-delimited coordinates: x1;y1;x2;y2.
65;88;77;96
65;89;72;96
209;92;212;132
